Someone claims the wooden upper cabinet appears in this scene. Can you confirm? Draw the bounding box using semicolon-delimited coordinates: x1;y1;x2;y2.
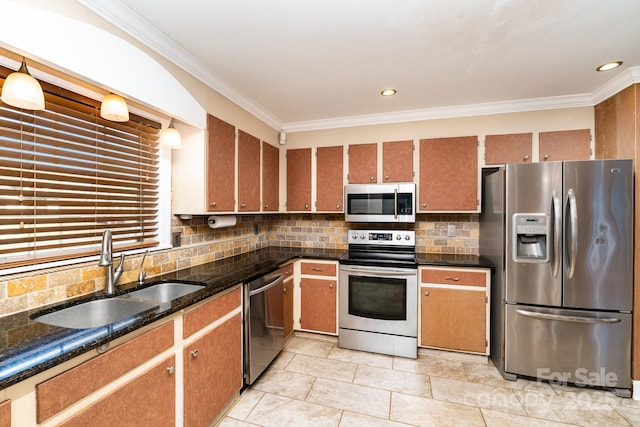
383;140;414;182
348;143;377;183
287;148;312;211
237;130;260;211
207;115;235;211
262;142;279;211
539;129;591;162
485;133;532;165
316;146;344;211
419;136;478;211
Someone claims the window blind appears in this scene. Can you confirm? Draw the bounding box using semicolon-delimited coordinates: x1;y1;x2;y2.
0;66;160;269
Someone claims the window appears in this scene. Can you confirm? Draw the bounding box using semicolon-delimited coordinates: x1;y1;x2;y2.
0;65;160;269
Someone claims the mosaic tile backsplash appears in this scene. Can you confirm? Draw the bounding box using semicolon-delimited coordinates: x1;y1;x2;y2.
0;213;478;316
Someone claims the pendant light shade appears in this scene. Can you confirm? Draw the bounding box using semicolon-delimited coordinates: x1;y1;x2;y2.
159;119;182;149
1;58;45;110
100;93;129;122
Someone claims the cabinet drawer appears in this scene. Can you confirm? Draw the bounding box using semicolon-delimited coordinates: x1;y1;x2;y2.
183;287;241;338
279;263;294;280
0;400;9;427
300;262;337;277
420;268;486;287
36;321;174;423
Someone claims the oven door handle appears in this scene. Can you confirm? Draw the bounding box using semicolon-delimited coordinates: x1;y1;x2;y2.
340;266;417;276
394;188;398;220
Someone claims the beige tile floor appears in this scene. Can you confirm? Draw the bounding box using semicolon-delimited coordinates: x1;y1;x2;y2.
218;334;640;426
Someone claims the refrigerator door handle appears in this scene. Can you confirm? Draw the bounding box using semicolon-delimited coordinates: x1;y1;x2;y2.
565;189;578;278
515;309;622;324
551;190;561;278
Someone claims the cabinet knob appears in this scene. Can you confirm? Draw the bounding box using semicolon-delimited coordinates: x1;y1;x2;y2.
384;175;389;180
305;204;309;209
211;202;217;207
283;287;287;293
241;203;246;208
424;291;429;296
370;176;375;181
265;204;269;209
544;154;550;160
421;203;427;208
336;204;340;210
191;350;199;358
329;283;334;289
523;155;529;161
167;366;175;374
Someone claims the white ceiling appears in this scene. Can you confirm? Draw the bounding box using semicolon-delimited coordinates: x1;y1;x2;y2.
78;0;640;131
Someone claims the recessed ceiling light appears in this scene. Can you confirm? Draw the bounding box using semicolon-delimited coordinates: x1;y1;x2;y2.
596;61;623;72
380;88;397;96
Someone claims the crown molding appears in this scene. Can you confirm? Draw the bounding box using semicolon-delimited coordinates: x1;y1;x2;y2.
77;0;284;131
282;94;595;132
590;66;640;105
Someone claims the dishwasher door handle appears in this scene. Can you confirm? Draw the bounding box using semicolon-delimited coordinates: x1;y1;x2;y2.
249;274;284;296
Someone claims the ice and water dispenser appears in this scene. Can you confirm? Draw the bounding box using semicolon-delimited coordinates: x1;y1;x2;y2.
512;213;550;263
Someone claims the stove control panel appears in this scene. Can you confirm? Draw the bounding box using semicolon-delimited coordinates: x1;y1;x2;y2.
348;229;415;246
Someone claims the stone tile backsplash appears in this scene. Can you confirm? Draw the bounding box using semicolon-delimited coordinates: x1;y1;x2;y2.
0;213;478;316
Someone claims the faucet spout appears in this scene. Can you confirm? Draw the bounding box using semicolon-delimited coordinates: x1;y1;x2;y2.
99;230;126;294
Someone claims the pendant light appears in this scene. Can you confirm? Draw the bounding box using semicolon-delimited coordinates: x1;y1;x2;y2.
100;93;129;122
159;118;182;149
1;58;45;110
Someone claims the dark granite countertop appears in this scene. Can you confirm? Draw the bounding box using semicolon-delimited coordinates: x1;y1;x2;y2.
0;246;491;390
0;246;342;390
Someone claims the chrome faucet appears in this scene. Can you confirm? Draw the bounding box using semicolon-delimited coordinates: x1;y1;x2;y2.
98;230;125;294
138;249;149;285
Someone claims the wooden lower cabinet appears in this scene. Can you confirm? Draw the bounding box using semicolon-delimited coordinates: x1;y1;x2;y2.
281;263;295;338
0;400;10;427
300;278;337;334
419;267;490;354
184;313;242;427
59;356;176;427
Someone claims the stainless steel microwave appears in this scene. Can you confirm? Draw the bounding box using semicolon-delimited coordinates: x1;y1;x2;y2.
344;183;415;223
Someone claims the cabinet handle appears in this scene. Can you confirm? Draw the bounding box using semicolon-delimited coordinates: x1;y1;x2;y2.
312;267;323;272
191;350;199;358
370;176;375;181
445;276;460;281
241;203;246;208
167;366;175;374
424;291;429;296
211;202;217;207
544;154;550;160
523;155;529;161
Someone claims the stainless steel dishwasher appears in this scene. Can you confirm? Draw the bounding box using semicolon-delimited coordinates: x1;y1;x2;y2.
244;271;285;385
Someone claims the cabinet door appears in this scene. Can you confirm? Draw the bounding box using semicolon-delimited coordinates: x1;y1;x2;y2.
316;146;344;211
237;130;261;211
419;136;478;211
207;115;235;211
286;148;312;211
383;140;413;182
421;287;486;353
485;133;532;165
539;129;591;161
348;143;377;183
58;356;176;427
282;265;294;338
184;314;242;427
0;400;9;427
262;142;279;211
300;278;336;334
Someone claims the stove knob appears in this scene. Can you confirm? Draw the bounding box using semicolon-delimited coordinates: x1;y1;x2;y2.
405;234;411;240
359;233;365;240
395;234;402;240
351;233;358;240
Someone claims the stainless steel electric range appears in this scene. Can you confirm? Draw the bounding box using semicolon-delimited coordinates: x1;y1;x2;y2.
338;229;418;358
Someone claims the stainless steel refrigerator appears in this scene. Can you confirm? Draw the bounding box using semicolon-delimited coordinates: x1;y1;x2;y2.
480;159;633;396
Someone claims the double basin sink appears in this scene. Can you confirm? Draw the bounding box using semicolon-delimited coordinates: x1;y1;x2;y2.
31;282;206;329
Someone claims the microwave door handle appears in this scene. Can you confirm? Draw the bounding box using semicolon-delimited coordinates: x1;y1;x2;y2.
394;188;398;220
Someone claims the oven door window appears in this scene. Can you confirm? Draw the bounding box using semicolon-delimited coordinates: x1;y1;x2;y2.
348;275;406;321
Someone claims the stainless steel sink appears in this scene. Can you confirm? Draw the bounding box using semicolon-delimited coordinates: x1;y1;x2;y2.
124;282;205;303
32;298;158;329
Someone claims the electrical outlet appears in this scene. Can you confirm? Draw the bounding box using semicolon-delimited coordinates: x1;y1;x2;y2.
447;224;456;237
171;231;181;247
